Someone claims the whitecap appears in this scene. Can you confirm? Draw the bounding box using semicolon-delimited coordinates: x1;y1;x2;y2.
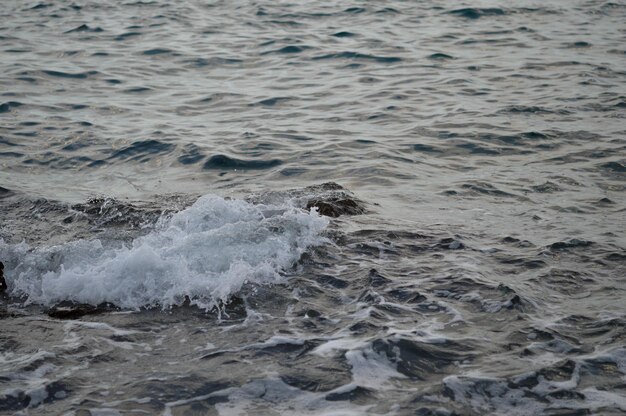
0;194;329;310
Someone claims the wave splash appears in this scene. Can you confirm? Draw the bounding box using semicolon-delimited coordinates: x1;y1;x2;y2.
0;194;329;309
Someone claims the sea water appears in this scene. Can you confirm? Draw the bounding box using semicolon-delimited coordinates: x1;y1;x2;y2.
0;0;625;414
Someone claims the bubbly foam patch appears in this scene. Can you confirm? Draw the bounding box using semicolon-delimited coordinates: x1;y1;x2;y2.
0;194;329;309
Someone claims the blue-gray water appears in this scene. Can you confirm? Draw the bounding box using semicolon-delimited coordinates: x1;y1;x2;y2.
1;1;625;415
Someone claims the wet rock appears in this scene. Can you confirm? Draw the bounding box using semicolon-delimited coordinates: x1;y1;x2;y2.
47;301;118;319
0;261;6;293
245;182;365;217
70;197;164;229
302;183;366;217
306;197;364;217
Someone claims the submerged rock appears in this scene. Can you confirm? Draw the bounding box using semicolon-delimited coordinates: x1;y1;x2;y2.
47;301;118;319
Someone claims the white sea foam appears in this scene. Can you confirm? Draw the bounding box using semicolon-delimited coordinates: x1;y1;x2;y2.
345;345;407;389
0;194;329;309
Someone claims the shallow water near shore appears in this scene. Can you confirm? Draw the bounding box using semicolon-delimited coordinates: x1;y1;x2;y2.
1;0;625;415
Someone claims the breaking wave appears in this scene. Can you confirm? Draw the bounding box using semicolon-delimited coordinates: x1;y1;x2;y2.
0;194;329;309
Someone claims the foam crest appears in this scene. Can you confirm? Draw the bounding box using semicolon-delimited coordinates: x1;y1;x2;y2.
0;195;329;309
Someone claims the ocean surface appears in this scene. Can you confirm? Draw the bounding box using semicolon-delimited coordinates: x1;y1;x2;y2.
1;0;625;414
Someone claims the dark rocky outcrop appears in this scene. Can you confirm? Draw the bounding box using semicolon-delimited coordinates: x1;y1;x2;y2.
304;182;366;217
306;197;364;217
244;182;366;218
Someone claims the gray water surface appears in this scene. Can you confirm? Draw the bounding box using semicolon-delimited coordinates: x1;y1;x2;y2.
1;1;625;415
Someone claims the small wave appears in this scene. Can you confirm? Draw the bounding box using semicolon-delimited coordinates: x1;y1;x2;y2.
177;143;205;165
428;53;454;60
498;105;570;115
344;7;366;14
252;97;291;106
598;161;626;173
261;45;310;55
64;24;103;33
22;155;103;169
0;101;23;113
41;70;98;79
0;186;14;199
1;195;329;309
108;139;175;162
143;48;173;55
447;8;505;19
203;154;282;170
312;52;402;64
332;31;356;38
547;239;594;251
184;57;243;67
29;3;50;10
564;41;592;48
115;31;141;41
459;182;518;198
122;86;152;93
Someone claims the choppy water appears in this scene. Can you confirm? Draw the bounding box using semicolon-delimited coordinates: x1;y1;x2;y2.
1;0;625;414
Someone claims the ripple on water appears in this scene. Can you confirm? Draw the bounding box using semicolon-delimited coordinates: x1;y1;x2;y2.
0;101;23;113
64;24;103;34
312;51;402;63
41;70;98;79
202;154;283;170
446;8;506;19
108;139;175;162
0;1;624;414
177;144;205;165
